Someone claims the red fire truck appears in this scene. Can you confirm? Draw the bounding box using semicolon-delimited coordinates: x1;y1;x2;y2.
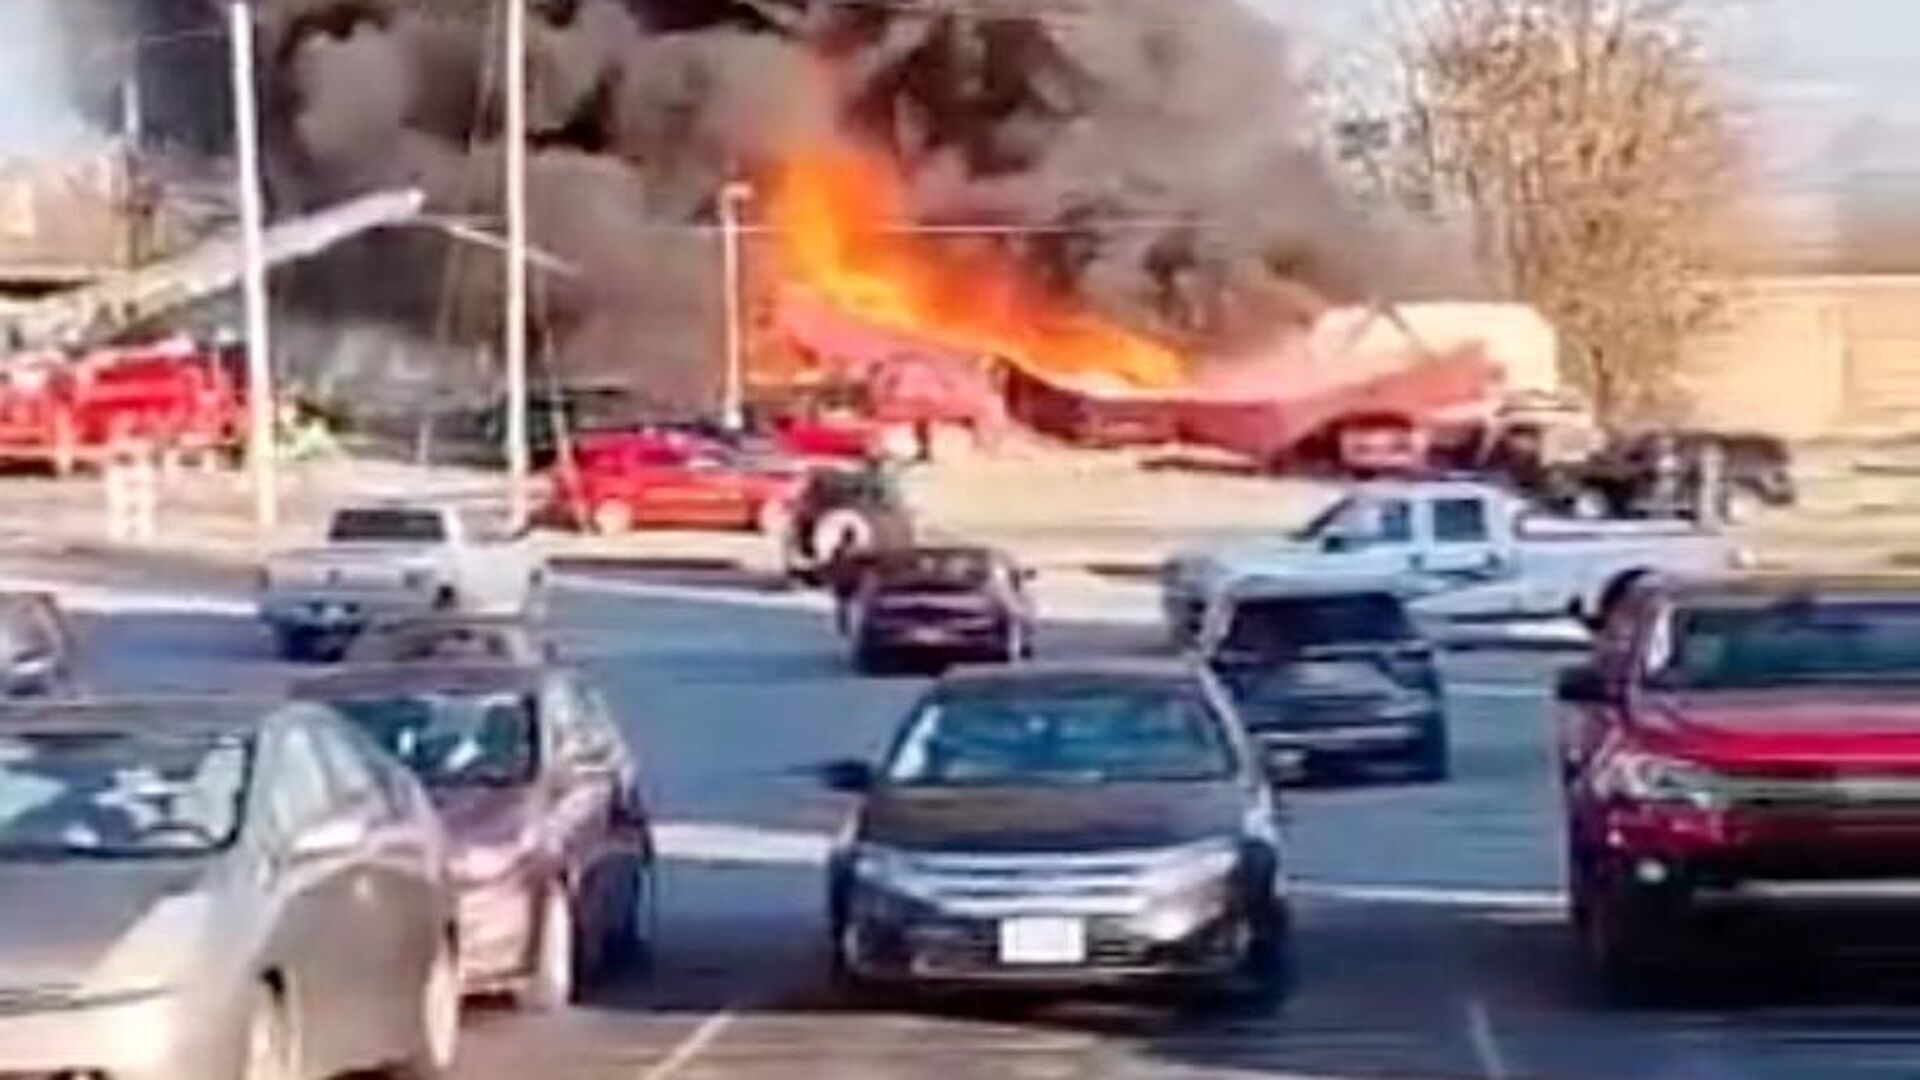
0;337;244;473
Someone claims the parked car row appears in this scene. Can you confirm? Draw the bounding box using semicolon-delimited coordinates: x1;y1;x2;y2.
0;610;654;1079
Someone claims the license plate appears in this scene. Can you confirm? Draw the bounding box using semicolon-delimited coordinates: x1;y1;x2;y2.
998;917;1086;966
906;626;953;644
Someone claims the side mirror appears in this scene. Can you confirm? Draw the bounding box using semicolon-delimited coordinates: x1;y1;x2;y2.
1555;664;1613;705
818;759;875;794
289;814;369;863
1321;532;1360;553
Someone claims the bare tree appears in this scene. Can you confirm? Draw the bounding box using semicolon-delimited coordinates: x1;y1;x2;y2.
1369;0;1745;423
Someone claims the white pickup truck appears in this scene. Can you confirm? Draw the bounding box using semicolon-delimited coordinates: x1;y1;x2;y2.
1162;479;1746;645
258;501;546;660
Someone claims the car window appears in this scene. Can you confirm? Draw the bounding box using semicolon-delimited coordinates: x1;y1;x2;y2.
1432;498;1491;544
306;720;396;819
546;676;614;766
329;508;447;543
885;685;1237;786
1220;594;1415;657
0;730;250;858
263;725;336;839
1648;599;1920;692
330;692;539;787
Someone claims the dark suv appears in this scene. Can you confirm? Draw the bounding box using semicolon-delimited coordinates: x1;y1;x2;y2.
1201;585;1447;783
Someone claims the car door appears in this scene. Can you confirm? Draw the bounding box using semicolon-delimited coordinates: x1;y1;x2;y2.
309;718;442;1060
541;674;631;949
1410;495;1522;618
252;719;378;1077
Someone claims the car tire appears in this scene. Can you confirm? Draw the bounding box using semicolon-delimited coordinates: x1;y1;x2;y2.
756;498;794;538
519;887;579;1012
398;937;461;1079
1230;899;1293;1006
1723;486;1765;525
827;916;875;1001
604;856;657;974
1577;862;1687;1001
593;500;635;537
853;641;893;677
238;983;298;1080
1408;727;1451;783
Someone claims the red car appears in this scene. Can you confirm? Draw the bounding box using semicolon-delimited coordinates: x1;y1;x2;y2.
0;338;242;473
551;430;805;535
1558;574;1920;995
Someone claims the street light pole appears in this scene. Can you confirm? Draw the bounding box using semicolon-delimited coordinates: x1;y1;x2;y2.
229;0;277;539
503;0;532;527
718;180;752;432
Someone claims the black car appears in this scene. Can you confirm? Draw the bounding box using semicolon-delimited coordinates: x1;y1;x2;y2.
1566;430;1796;522
820;662;1290;997
1201;586;1448;783
0;592;73;698
847;546;1036;674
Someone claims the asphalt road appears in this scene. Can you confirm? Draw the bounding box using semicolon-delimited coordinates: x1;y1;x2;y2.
64;583;1920;1080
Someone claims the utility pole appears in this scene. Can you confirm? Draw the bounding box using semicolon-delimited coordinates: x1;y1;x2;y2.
503;0;532;528
230;1;277;539
718;180;753;432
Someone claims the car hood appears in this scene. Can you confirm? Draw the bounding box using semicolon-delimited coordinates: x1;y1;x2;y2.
860;783;1245;853
0;861;205;986
431;784;542;846
1642;689;1920;771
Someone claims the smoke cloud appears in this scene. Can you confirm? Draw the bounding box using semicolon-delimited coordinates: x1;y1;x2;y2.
56;0;1376;413
0;0;101;156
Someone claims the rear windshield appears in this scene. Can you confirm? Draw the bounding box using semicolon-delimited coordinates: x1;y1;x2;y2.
329;509;447;544
1222;594;1414;656
873;550;992;593
1650;600;1920;690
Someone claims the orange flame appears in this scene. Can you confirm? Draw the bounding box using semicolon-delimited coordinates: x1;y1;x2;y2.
767;146;1187;390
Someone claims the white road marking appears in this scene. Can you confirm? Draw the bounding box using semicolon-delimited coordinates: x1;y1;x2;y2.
0;576;252;617
1467;998;1512;1080
637;1007;737;1080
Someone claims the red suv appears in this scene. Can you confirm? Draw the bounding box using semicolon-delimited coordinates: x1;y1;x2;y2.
1558;575;1920;994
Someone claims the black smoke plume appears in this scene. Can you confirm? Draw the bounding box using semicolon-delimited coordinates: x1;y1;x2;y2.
60;0;1374;412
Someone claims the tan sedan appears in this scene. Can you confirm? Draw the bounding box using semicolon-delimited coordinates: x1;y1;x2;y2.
0;699;461;1080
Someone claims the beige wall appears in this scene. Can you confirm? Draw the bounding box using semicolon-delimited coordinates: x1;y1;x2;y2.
1681;275;1920;439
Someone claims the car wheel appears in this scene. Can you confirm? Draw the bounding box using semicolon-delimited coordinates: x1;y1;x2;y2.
399;937;461;1078
853;641;892;677
828;916;874;1000
1002;622;1028;664
605;856;657;974
1230;900;1292;1006
239;984;298;1080
1408;728;1451;783
755;499;793;538
519;887;578;1012
272;628;310;662
593;500;635;537
1579;864;1687;1001
1723;486;1765;525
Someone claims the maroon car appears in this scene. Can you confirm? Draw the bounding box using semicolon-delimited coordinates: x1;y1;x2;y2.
296;661;654;1010
1558;575;1920;995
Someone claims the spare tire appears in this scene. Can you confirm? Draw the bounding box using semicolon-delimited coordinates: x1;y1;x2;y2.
811;508;876;562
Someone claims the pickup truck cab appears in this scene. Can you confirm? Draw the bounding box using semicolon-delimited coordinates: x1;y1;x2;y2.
1162;479;1743;646
259;501;546;661
1558;575;1920;995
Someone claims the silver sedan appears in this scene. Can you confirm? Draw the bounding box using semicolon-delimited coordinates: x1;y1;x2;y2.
0;699;461;1080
